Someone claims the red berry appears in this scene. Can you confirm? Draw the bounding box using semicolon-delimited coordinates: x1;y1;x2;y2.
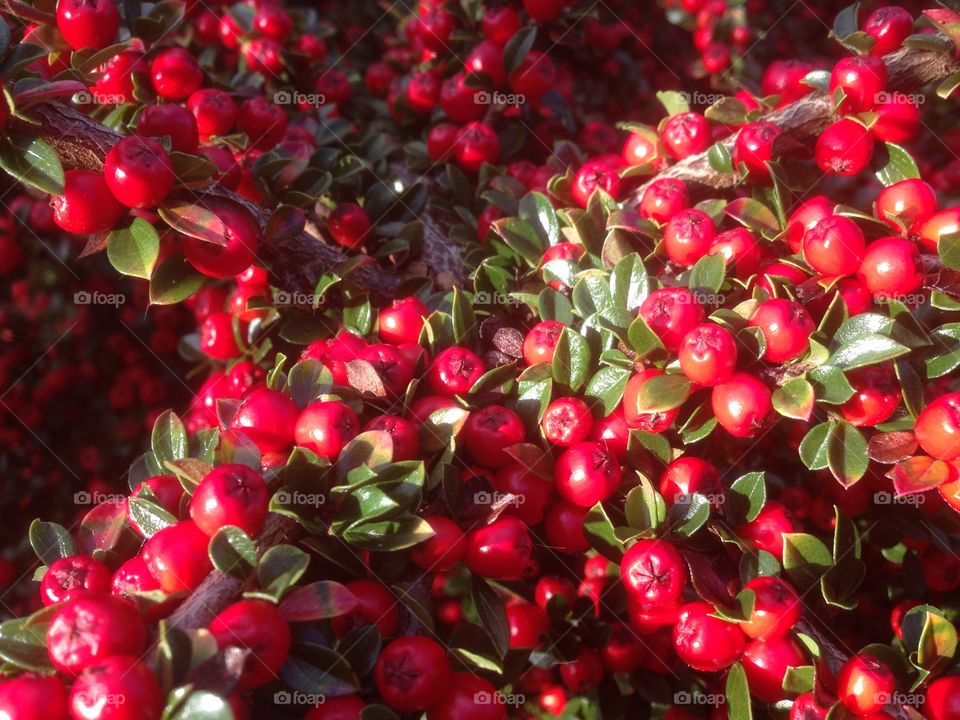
535;575;577;610
379;297;428;345
150;47;203;100
427;672;506;720
254;5;293;40
858;236;923;298
741;635;808;703
554;440;621;507
483;6;523;44
541;397;593;447
375;637;452;711
189;463;269;537
523;0;565;22
365;414;420;461
815;119;874;176
56;0;119;50
237;97;288;150
836;653;896;715
230;387;298;453
711;373;773;438
559;647;604;692
137;103;200;154
427;122;460;161
622;369;680;432
523;320;565;365
294;400;360;460
188;89;238;139
465;516;534;580
749;298;815;363
639;178;689;224
209;599;292;690
455;121;500;173
142;520;213;592
659;456;722;504
739;576;802;640
786;195;834;253
876;178;937;232
662;112;711;158
103;135;175;209
803;215;866;277
736;501;796;559
915;392;960;460
543;499;589;553
620;538;687;607
733;121;782;179
639;287;705;351
873;92;921;143
47;595;146;675
710;227;764;277
507;600;551;648
331;579;399;638
678;322;738;386
923;676;960;720
663;209;716;266
91;50;142;104
919;206;960;253
440;72;485;124
572;160;621;208
791;693;829;720
493;462;554;524
199;311;243;360
428;346;486;396
52;170;125;234
673;601;747;671
602;622;648;673
464;404;526;468
184;201;260;279
69;655;162;720
40;555;112;606
830;56;888;113
864;7;913;56
465;41;506;86
761;59;815;106
328;203;372;249
0;674;68;720
411;516;466;571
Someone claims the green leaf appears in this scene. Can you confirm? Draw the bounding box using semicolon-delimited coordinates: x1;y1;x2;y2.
471;576;510;658
822;509;865;609
782;666;816;694
208;525;256;580
502;26;536;76
340;514;434;551
158;201;228;246
537;288;574;324
127;497;177;538
257;544;310;599
808;366;855;404
280;649;359;698
725;662;753;720
518;191;560;246
633;374;692;413
830;334;909;370
689;253;726;294
656;90;691;116
772;378;815;421
0;612;55;671
152;410;187;464
451;287;477;345
875;143;921;186
728;472;766;524
834;313;894;344
724;197;780;235
832;2;860;39
149;256;204;305
494;218;543;266
708;141;734;173
827;421;869;487
0;134;64;194
624;477;667;533
28;520;76;565
552;327;592;392
627;315;663;356
336;430;394;484
584;366;631;416
902;606;957;674
782;533;833;591
287;360;334;409
419;406;470;455
166;689;234;720
584;502;625;561
107;217;161;279
941;232;960;271
668;493;711;537
279;581;358;621
610;253;650;314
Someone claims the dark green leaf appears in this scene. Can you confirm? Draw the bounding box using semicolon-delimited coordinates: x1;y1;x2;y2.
728;472;766;524
0;134;64;194
208;525;256;581
28;520;76;565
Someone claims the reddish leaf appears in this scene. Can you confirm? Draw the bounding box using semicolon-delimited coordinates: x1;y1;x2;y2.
158;201;228;246
345;359;388;398
867;431;919;464
888;456;953;496
78;498;128;554
279;581;358;621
